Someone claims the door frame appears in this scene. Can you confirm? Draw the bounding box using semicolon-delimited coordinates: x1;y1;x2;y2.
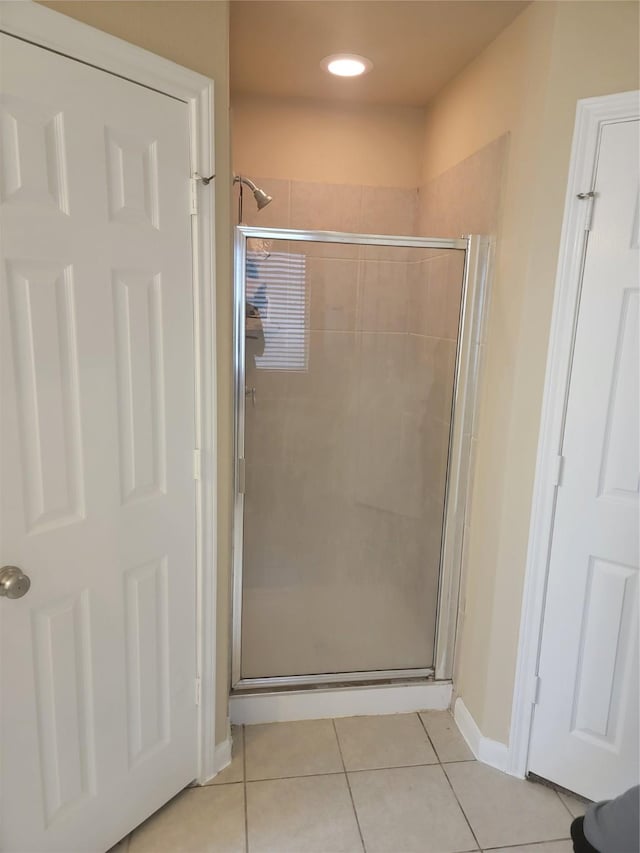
508;90;640;778
0;1;220;783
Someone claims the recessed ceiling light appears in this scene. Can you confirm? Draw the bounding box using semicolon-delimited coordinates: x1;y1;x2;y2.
321;53;373;78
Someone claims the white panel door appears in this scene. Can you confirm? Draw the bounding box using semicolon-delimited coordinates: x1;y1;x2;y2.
528;118;640;801
0;35;197;852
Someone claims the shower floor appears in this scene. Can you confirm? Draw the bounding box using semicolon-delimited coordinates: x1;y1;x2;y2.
111;712;586;852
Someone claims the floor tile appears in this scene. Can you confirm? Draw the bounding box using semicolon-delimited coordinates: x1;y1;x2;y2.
335;713;438;771
487;842;573;853
558;790;589;818
445;762;571;850
349;764;478;853
420;710;475;763
246;774;363;853
245;718;343;780
206;725;244;785
128;785;245;853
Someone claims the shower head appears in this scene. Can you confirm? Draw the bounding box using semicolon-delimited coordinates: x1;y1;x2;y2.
234;175;273;211
253;186;273;210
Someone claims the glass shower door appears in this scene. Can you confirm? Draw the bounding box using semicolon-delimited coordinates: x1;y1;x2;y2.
236;231;467;683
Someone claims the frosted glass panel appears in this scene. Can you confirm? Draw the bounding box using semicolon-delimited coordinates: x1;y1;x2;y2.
241;239;465;678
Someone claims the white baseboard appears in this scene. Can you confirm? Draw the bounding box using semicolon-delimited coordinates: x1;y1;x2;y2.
229;681;452;725
453;697;512;774
201;718;232;784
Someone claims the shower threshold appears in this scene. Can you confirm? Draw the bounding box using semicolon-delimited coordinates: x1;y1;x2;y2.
232;667;434;693
229;673;451;724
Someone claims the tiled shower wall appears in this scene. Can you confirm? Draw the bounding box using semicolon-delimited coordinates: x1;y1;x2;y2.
240;133;508;238
238;137;507;677
418;134;509;238
241;178;418;237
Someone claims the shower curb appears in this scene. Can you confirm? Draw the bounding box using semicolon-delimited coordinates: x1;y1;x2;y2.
229;680;452;724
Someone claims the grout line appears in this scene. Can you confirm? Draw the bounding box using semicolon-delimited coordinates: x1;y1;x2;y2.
482;838;572;851
438;754;483;852
416;710;443;764
246;770;348;784
242;726;249;853
555;789;576;820
332;719;367;853
414;706;484;848
554;788;583;821
240;761;473;781
188;781;244;792
347;760;441;774
355;247;363;331
305;328;456;341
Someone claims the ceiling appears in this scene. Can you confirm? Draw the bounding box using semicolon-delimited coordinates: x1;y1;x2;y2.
230;1;530;108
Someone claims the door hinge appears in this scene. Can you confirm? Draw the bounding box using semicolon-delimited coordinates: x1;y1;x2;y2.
577;190;596;231
195;677;201;706
190;177;199;216
531;675;542;705
193;448;201;481
238;458;246;494
552;454;565;487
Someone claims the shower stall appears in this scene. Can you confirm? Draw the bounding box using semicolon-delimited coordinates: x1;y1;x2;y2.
232;226;490;690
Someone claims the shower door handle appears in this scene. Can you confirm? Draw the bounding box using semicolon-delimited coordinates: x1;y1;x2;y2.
245;387;256;407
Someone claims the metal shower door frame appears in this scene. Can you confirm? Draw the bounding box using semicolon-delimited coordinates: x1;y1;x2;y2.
232;226;492;690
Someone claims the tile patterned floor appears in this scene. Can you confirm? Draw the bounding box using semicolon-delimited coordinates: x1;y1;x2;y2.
110;712;586;853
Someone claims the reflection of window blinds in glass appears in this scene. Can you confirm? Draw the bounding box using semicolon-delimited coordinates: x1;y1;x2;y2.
248;251;308;371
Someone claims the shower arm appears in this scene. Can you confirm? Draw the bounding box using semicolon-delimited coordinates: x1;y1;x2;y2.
234;175;259;194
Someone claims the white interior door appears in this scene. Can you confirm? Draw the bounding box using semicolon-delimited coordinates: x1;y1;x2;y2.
528;117;640;801
1;34;198;852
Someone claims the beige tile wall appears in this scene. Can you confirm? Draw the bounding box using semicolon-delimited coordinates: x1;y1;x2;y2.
240;177;418;236
239;180;465;677
417;135;509;238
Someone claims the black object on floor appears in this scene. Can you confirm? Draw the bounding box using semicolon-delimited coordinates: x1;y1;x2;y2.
571;816;599;853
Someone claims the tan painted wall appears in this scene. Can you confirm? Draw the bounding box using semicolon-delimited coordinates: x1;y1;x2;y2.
421;0;639;743
41;0;234;746
232;94;424;188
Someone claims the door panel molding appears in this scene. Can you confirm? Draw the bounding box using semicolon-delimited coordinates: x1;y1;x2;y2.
508;89;640;779
0;0;219;792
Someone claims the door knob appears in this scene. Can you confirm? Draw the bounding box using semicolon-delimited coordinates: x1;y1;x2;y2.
0;566;31;599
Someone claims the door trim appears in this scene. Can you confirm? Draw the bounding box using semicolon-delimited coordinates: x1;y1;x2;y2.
0;1;220;783
508;90;640;779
